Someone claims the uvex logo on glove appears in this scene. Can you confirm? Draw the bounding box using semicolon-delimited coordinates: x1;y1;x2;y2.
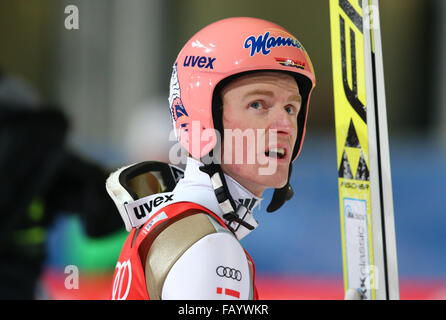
133;194;174;219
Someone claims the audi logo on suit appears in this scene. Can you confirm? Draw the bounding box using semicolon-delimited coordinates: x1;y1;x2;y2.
216;266;242;281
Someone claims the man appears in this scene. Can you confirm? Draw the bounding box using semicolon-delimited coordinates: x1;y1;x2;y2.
107;17;316;300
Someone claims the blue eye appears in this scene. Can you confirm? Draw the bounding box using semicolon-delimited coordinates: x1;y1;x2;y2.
250;101;262;109
285;105;296;115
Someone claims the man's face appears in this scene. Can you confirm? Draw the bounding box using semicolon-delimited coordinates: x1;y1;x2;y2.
219;71;301;196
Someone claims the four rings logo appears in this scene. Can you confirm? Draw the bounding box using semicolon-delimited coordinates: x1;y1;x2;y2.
216;266;242;281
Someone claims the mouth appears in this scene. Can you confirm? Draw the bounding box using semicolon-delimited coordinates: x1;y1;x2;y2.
265;147;287;160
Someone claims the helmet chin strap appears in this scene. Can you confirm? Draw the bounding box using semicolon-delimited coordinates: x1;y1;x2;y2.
199;160;294;235
198;162;256;233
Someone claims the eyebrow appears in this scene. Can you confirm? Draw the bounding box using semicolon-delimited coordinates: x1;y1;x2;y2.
287;94;302;103
243;89;302;103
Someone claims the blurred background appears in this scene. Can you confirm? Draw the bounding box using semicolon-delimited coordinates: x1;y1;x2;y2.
0;0;445;299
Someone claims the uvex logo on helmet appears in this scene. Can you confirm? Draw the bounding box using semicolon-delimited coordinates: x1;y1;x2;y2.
183;55;216;69
243;31;305;57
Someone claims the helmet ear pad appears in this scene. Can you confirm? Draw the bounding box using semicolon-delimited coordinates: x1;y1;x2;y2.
211;70;313;162
290;72;313;160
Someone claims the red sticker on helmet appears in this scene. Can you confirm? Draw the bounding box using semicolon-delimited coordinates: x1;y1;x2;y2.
274;57;306;69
